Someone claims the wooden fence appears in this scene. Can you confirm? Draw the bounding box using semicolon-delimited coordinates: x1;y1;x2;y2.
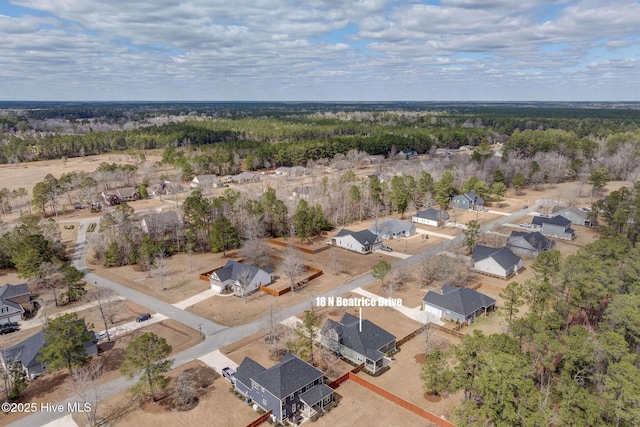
397;323;431;347
429;323;465;339
245;410;272;427
266;238;330;254
347;373;456;427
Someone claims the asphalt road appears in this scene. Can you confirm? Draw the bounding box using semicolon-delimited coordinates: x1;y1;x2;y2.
10;205;538;427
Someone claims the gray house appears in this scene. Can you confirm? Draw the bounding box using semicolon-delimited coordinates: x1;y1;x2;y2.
532;215;576;240
234;353;334;423
551;206;592;227
0;283;32;325
331;229;382;254
472;244;523;279
140;211;181;235
451;192;484;211
190;174;225;189
507;231;556;258
370;218;416;239
423;285;496;325
412;208;449;227
0;327;98;380
209;260;273;296
320;313;396;374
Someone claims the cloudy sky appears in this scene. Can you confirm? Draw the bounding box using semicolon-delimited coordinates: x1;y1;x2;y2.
1;0;639;101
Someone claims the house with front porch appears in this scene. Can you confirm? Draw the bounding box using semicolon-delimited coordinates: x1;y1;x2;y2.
234;353;333;424
331;229;382;254
320;313;396;374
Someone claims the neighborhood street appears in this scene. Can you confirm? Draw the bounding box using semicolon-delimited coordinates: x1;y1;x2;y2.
10;206;537;427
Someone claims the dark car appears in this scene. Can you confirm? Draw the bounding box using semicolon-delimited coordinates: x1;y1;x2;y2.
523;205;529;209
136;313;151;322
0;324;19;334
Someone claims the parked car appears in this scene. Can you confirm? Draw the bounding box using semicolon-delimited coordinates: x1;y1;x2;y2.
523;205;529;209
95;331;108;341
520;223;532;228
136;313;151;322
0;324;20;334
380;245;393;252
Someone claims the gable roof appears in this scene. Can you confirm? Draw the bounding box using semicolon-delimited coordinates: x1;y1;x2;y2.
236;357;266;388
250;353;323;399
322;313;396;362
140;211;180;229
371;218;414;236
335;229;380;246
472;245;521;270
1;331;45;369
508;231;554;252
552;206;587;219
0;283;30;310
111;187;138;198
453;192;484;205
212;260;272;283
414;208;449;221
532;215;571;227
423;285;496;317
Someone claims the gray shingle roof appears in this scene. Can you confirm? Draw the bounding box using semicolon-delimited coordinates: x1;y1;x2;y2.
472;245;521;270
212;260;270;283
322;313;396;363
414;208;449;222
370;218;414;236
454;192;484;205
235;357;266;388
508;231;554;252
335;229;380;246
552;206;587;219
299;384;334;406
423;285;496;317
140;211;180;229
0;283;30;300
1;331;45;369
250;353;323;399
532;215;571;227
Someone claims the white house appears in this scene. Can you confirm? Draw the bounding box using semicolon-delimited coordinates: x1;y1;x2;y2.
331;229;382;254
209;260;273;297
191;174;225;189
412;208;450;227
471;245;523;279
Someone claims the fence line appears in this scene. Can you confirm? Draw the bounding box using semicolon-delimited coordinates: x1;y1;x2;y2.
397;323;431;347
245;410;272;427
429;323;465;339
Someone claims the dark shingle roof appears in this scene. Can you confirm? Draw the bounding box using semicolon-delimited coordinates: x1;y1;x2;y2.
414;208;449;222
423;285;496;317
472;245;521;270
1;331;45;369
299;384;334;406
552;206;587;219
0;283;30;300
508;231;554;252
370;218;414;236
454;192;484;205
250;353;323;399
141;211;180;229
212;260;270;283
235;357;266;388
322;313;396;363
335;229;380;246
532;215;571;227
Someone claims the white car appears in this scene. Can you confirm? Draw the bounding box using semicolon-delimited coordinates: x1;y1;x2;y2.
520;223;532;228
95;331;108;341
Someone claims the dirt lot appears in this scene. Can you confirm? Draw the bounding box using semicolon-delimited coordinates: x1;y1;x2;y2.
0;320;200;425
86;360;258;427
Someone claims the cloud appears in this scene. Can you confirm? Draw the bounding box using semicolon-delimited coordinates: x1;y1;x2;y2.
0;0;639;100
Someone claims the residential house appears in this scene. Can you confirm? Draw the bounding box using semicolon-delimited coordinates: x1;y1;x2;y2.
320;313;396;374
275;166;309;177
434;148;453;157
0;283;32;325
0;326;98;379
423;285;496;325
532;215;576;240
140;211;181;235
209;260;273;297
472;244;523;279
398;149;418;159
190;174;225;189
451;192;484;211
101;187;140;206
370;218;416;239
292;186;314;200
412;208;450;227
551;206;592;227
234;353;334;423
232;172;261;184
507;231;556;258
331;229;382;254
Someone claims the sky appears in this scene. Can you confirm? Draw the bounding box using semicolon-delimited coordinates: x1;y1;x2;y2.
1;0;639;101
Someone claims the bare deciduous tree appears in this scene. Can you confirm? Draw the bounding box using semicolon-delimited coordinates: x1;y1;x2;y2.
66;359;105;427
281;247;304;293
236;267;253;302
154;250;167;292
84;288;119;342
240;237;272;269
174;371;198;410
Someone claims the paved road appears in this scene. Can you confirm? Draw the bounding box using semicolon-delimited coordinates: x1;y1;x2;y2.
10;205;538;427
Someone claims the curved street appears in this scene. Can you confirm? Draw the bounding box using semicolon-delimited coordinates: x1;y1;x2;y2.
10;206;537;427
